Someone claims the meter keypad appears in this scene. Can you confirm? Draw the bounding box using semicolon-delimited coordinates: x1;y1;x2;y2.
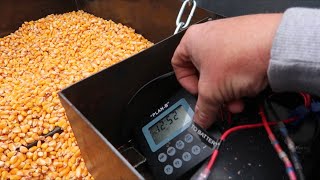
156;132;210;177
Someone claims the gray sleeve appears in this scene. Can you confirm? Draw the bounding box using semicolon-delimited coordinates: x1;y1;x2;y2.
268;8;320;96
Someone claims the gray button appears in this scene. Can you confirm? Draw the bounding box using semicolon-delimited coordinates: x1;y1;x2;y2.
175;140;185;150
191;145;201;155
158;153;167;163
164;165;173;175
173;158;183;168
167;146;176;156
182;152;192;162
184;134;193;143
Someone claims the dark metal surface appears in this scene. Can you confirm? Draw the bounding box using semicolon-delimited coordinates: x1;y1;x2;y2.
0;0;77;37
196;0;320;17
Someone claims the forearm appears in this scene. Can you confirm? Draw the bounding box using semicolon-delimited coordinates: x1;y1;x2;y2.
268;8;320;96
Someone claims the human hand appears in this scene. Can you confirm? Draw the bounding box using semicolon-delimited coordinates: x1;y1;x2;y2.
172;14;282;128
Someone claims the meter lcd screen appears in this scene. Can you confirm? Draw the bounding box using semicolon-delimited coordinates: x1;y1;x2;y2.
142;98;194;152
149;106;192;145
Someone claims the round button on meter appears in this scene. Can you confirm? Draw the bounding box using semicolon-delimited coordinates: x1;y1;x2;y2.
182;152;192;162
175;140;185;150
191;145;201;155
167;147;176;156
184;134;193;143
173;158;183;168
158;153;167;163
164;165;173;175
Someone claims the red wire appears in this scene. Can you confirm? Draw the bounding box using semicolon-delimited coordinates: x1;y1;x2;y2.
300;93;311;108
205;149;219;171
204;93;309;178
268;92;311;108
259;106;297;180
205;116;297;171
221;117;296;140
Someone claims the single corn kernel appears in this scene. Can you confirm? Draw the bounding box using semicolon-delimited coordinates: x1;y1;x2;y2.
29;146;37;153
37;158;46;166
7;151;17;158
9;155;18;165
1;171;9;179
26;152;33;159
41;143;48;149
10;168;19;174
8;144;16;151
59;166;70;176
14;136;21;143
32;153;38;161
19;146;28;153
0;161;4;167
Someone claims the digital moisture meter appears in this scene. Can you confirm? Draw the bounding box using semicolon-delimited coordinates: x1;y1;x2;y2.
135;88;218;179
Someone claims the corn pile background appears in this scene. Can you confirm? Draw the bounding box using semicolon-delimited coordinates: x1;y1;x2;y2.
0;11;153;179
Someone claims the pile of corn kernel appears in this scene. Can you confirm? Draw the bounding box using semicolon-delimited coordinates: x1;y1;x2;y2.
0;11;153;179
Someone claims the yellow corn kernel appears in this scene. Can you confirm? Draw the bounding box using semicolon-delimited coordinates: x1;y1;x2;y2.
28;146;37;153
9;155;18;165
23;163;31;170
10;159;21;169
32;153;38;161
37;158;46;166
14;136;21;143
25;138;34;144
7;151;16;158
59;166;70;176
10;168;19;175
40;143;48;149
9;175;22;180
19;146;28;154
1;171;9;179
8;144;16;151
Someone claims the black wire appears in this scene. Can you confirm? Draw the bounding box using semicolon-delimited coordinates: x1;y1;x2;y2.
121;71;176;143
127;71;175;105
19;126;63;150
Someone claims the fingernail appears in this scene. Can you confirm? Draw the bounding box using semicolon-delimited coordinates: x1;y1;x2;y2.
194;106;209;129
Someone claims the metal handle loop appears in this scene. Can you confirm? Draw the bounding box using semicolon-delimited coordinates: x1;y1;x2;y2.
174;22;185;35
174;0;197;34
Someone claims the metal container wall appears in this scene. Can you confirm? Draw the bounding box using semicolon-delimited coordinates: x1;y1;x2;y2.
0;0;77;37
196;0;320;17
0;0;213;179
0;0;210;42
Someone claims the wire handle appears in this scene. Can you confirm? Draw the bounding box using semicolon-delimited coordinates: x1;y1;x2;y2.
174;0;197;34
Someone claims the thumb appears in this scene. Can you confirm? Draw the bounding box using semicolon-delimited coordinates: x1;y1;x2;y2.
193;93;219;129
